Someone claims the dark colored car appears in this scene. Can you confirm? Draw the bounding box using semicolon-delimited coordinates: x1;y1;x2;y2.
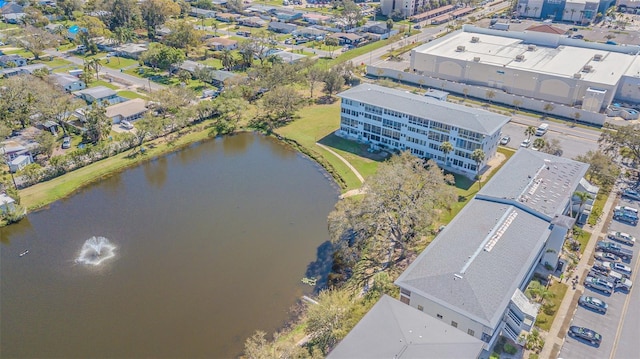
568;326;602;346
578;295;607;313
622;188;640;201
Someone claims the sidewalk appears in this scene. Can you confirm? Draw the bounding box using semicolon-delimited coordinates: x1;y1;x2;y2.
538;186;620;358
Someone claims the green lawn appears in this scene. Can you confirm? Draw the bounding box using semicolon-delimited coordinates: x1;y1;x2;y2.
88;80;119;90
1;48;33;57
200;58;222;68
535;281;569;331
117;90;149;100
318;35;403;68
102;57;139;70
34;57;74;69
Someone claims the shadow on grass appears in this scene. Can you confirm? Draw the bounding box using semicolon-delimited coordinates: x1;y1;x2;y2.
317;132;390;162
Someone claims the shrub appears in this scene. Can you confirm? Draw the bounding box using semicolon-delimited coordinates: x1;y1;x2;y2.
504;343;518;355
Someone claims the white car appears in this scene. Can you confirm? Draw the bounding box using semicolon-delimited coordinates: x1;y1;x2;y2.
520;139;531;148
603;261;632;276
120;120;134;130
607;231;636;246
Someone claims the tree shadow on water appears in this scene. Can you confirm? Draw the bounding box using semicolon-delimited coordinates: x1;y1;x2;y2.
304;241;334;292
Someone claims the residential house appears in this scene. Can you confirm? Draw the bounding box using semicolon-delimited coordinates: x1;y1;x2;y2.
177;60;211;74
328;295;485;358
0;63;51;77
114;43;148;59
0;55;27;68
294;27;327;40
207;37;238;51
0;2;24;23
337;84;510;177
0;193;16;214
211;0;227;5
302;12;331;24
328;32;365;46
2;140;35;163
267;50;306;63
246;4;277;15
216;12;241;22
210;69;240;87
395;149;590;351
54;73;86;92
9;154;32;173
190;7;217;18
74;86;120;105
44;23;65;34
106;98;148;124
271;9;303;22
360;22;389;35
268;21;297;34
238;16;267;28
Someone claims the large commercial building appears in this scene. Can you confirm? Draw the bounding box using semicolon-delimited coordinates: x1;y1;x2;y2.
337;84;510;178
516;0;615;23
409;25;640;111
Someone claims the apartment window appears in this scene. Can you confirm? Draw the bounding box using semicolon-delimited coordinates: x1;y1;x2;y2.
468;329;475;336
400;295;410;305
417;305;424;311
451;321;458;328
481;333;492;343
400;288;411;296
437;314;443;319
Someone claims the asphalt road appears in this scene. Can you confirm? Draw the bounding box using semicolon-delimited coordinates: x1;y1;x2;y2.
499;120;600;160
43;49;166;91
559;193;640;359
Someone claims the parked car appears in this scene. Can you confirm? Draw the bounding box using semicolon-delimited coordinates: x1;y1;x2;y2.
607;231;635;246
594;251;620;262
500;135;510;145
120;120;134;130
613;209;638;226
578;295;607;313
622;188;640;201
568;326;602;346
591;262;609;276
572;34;584;39
584;276;613;294
520;138;531;148
597;241;633;261
62;136;71;149
603;261;632;276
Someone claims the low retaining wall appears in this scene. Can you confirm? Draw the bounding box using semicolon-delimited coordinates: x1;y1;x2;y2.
367;66;606;126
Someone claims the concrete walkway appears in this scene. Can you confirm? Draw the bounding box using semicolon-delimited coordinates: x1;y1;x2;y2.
538;185;620;359
316;142;365;184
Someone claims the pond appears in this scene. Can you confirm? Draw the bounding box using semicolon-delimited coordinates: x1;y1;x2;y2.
0;133;339;358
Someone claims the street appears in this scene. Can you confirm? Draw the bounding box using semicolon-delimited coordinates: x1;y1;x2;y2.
559;194;640;359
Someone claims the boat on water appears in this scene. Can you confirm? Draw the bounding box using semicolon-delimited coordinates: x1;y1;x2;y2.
19;250;29;257
301;277;317;286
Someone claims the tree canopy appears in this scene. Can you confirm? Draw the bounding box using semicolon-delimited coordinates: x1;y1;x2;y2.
328;152;456;287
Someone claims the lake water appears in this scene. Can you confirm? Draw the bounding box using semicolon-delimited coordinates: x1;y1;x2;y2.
0;133;339;358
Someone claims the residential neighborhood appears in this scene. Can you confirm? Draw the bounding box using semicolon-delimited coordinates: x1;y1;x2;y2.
1;0;640;358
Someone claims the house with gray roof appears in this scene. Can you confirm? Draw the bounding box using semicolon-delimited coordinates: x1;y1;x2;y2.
328;295;485;359
54;73;86;92
74;86;120;104
0;55;27;68
268;21;298;34
337;84;510;178
0;63;50;77
395;149;590;351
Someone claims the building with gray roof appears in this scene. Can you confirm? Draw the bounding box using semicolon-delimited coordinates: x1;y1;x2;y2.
74;86;119;104
395;149;589;350
328;295;484;359
337;84;510;178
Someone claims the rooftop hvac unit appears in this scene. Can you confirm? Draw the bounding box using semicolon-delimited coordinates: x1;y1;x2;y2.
471;36;480;43
527;45;536;51
583;65;593;72
593;53;603;61
456;45;466;52
473;56;481;62
574;73;582;79
515;54;525;62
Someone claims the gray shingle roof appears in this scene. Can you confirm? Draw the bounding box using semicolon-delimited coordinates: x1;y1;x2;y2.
75;86;117;100
478;149;589;218
338;84;510;135
328;295;484;359
396;200;551;328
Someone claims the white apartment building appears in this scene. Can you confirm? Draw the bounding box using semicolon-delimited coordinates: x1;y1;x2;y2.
381;0;426;17
337;84;510;178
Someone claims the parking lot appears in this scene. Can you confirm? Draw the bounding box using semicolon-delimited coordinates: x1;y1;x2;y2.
559;192;640;358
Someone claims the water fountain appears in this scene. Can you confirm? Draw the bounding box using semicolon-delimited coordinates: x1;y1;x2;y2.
76;236;116;266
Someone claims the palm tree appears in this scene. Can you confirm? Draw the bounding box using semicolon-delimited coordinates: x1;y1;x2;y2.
525;126;536;141
472;148;485;189
212;22;218;37
573;191;593;219
221;49;234;70
533;138;546;150
440;141;453;167
89;58;102;81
